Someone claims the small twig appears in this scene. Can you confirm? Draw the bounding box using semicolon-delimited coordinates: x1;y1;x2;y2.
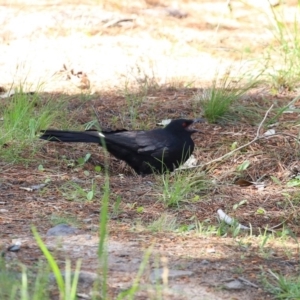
103;18;135;28
199;104;274;168
270;132;299;141
238;277;259;288
256;104;274;137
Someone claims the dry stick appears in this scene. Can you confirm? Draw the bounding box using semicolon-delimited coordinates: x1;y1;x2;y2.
103;18;135;28
197;104;274;169
255;104;274;137
199;93;300;170
237;277;259;288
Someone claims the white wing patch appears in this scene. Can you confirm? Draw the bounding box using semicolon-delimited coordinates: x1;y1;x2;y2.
98;132;105;138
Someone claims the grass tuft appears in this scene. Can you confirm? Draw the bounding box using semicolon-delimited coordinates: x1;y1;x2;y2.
158;170;209;208
193;71;256;123
148;213;178;232
0;90;63;162
264;3;300;91
262;270;300;299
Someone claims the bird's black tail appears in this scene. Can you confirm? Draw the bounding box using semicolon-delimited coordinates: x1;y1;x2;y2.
40;130;102;144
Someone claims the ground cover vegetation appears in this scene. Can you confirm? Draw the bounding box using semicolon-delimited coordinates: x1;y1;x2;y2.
2;0;300;299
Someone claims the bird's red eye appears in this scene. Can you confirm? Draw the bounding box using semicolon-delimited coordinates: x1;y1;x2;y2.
182;122;187;127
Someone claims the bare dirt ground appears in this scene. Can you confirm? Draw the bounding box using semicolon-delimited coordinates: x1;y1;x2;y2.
1;1;300;299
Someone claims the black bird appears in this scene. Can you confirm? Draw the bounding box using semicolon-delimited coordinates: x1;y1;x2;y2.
40;119;202;175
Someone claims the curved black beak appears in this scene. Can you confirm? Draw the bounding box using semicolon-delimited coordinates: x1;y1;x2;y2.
188;118;206;134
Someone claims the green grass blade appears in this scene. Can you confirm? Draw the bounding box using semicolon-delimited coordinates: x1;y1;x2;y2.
32;226;65;299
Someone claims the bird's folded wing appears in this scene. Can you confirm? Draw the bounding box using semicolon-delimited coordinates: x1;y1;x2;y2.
103;131;141;150
139;145;170;159
136;132;170;159
103;130;170;158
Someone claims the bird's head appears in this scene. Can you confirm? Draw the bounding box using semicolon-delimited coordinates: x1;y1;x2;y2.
165;118;205;134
